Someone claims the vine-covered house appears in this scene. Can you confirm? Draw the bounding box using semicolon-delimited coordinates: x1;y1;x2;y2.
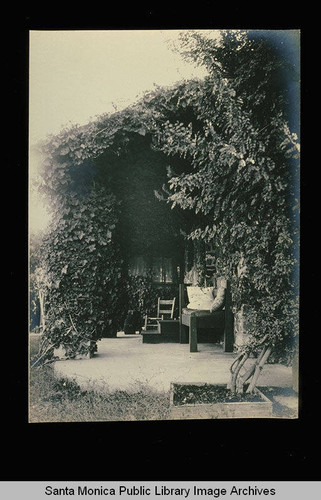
31;31;299;368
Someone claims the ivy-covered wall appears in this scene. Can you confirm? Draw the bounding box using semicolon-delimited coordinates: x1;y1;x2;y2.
40;186;125;353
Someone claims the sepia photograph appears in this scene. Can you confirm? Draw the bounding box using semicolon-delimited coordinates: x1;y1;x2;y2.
28;29;300;423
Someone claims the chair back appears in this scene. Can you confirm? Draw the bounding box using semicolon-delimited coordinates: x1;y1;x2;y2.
157;297;176;320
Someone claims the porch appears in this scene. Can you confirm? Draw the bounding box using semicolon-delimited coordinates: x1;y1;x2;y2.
53;333;294;396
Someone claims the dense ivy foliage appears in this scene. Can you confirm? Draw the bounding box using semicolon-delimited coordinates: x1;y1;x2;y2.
32;30;299;363
36;187;126;358
152;31;300;360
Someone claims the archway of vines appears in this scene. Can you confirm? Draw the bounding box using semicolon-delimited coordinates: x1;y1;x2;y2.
32;30;299;393
32;105;195;362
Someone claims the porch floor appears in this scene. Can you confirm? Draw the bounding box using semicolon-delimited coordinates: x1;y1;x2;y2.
53;333;295;397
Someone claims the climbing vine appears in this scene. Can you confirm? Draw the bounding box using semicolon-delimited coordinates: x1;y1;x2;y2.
152;30;300;389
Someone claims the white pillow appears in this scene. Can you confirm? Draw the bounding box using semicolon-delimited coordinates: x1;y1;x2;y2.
186;286;215;310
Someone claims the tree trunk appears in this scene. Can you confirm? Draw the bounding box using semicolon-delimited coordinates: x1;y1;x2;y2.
229;335;272;394
238;344;266;389
229;352;249;394
246;345;272;393
38;289;46;332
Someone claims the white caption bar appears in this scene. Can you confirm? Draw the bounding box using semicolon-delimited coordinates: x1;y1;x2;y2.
0;482;320;500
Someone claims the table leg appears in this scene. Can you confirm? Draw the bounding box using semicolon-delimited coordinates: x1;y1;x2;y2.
179;323;188;343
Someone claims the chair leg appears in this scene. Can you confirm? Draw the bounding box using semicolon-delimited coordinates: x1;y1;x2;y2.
189;314;198;352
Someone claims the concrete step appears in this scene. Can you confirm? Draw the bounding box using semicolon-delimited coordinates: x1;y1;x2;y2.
141;331;162;344
141;331;180;344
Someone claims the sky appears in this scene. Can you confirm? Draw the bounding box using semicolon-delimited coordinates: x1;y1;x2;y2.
29;30;212;145
29;29;214;233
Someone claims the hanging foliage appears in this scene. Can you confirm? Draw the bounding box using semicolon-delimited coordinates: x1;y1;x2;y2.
151;30;300;389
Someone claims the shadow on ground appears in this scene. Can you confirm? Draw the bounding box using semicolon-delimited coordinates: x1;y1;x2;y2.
260;387;299;418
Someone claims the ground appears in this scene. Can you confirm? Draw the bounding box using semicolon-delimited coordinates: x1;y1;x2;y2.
49;333;298;419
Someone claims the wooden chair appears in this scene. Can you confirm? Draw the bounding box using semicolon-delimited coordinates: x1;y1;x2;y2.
143;298;176;331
